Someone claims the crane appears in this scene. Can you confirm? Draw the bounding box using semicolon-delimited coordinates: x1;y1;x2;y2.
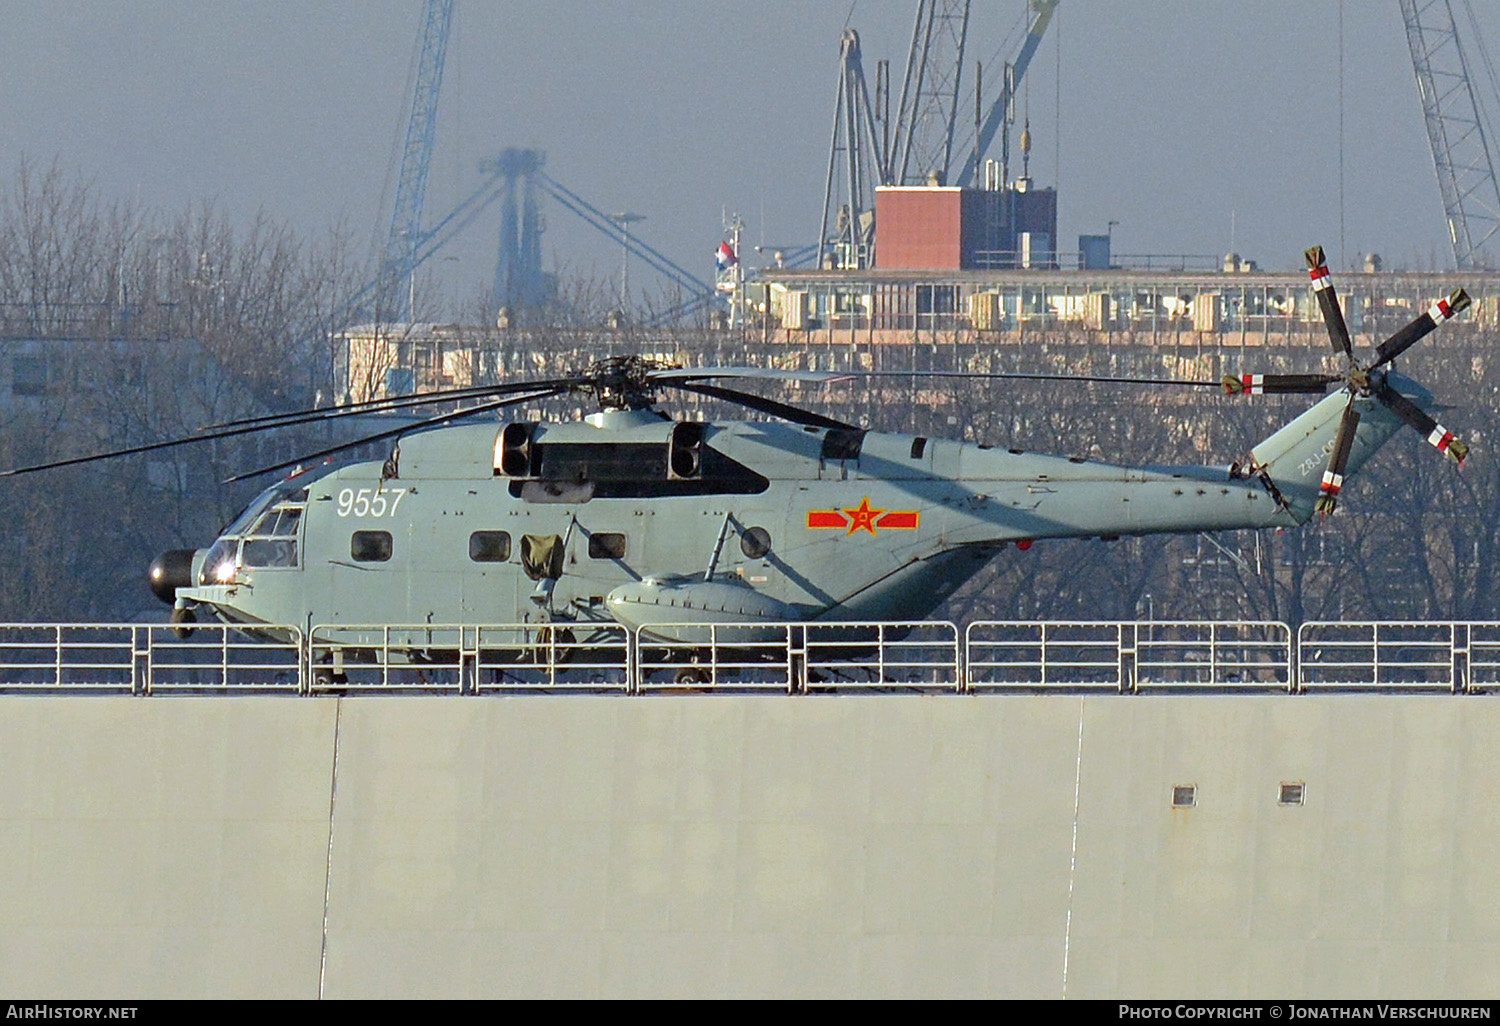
818;3;974;270
890;0;972;186
954;0;1058;189
1400;0;1500;269
818;0;1058;269
377;0;455;322
818;30;884;271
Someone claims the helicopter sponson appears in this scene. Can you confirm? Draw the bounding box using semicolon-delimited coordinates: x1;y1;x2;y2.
607;576;800;644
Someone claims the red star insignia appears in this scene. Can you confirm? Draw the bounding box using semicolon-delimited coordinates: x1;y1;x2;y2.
842;496;885;536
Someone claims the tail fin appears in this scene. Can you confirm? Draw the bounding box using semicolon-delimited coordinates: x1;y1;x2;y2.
1249;374;1428;522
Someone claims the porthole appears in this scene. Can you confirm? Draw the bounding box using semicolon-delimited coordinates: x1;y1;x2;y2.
1172;785;1196;808
1278;782;1305;806
740;526;772;560
588;532;627;559
469;531;512;563
351;530;393;563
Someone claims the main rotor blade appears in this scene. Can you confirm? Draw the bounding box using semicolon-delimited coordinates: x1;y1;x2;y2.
1373;380;1469;465
0;411;342;478
653;366;853;385
0;378;579;478
1221;373;1339;396
1314;397;1361;516
1368;288;1471;370
664;380;856;430
1306;245;1355;363
204;376;580;432
854;371;1222;388
223;387;567;484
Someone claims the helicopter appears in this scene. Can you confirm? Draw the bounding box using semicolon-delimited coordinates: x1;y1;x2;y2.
5;247;1474;667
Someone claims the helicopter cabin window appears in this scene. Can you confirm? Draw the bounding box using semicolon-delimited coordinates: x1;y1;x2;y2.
588;533;627;560
469;531;512;563
351;530;393;563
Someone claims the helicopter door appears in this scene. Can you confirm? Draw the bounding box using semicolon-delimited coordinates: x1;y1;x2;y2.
460;528;519;622
818;428;866;481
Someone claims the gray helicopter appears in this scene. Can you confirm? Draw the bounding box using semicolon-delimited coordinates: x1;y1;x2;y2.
9;248;1473;654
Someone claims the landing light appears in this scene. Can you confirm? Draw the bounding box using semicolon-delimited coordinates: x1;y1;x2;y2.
213;560;238;584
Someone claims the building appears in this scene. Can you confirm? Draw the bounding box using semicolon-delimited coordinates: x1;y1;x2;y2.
758;263;1500;350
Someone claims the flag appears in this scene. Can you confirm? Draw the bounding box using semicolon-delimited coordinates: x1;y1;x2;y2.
715;241;737;271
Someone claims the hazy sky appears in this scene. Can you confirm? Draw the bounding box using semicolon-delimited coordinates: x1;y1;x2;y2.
3;1;1498;305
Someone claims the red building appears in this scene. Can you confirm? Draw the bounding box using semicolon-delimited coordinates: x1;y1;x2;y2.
875;184;1058;270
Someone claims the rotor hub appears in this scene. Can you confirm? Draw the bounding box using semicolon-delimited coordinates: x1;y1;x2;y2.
583;356;673;411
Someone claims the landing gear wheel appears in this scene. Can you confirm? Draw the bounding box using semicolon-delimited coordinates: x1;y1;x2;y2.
170;606;197;639
312;666;349;689
531;626;577;668
312;653;349;691
673;665;711;686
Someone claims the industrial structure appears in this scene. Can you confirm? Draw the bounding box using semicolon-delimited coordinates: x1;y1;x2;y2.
333;1;1500;336
373;0;454;323
1401;0;1500;269
819;1;1060;272
481;148;551;317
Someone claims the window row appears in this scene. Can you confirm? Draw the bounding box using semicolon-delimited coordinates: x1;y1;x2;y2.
349;530;630;564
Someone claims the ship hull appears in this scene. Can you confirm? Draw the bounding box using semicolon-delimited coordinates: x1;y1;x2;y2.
3;694;1495;998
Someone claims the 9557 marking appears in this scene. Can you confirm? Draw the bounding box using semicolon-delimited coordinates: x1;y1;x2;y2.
336;487;407;518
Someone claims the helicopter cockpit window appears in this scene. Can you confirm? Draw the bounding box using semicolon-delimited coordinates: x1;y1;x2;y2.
196;473;326;584
469;531;512;563
222;483;313;538
242;505;303;569
351;530;393;563
588;533;627;560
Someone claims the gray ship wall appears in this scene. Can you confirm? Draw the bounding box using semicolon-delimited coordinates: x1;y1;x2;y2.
2;695;1497;999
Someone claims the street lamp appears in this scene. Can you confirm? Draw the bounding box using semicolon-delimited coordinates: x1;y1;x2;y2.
608;212;645;314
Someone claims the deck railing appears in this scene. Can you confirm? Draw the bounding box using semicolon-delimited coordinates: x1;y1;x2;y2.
0;619;1495;696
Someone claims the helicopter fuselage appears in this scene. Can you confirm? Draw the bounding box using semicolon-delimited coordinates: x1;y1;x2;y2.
165;385;1406;638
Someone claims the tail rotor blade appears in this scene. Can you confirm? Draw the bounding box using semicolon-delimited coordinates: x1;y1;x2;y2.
1315;398;1361;516
1369;288;1471;370
1374;381;1470;465
1222;373;1339;396
1306;245;1355;362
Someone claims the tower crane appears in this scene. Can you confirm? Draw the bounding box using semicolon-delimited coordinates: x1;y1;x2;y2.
376;0;455;321
1400;0;1500;269
891;0;972;186
954;0;1057;188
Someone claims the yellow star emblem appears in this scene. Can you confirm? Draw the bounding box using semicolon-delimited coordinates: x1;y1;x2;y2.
842;496;885;536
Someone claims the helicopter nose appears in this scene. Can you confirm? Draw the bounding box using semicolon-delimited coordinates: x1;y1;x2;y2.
148;549;198;605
